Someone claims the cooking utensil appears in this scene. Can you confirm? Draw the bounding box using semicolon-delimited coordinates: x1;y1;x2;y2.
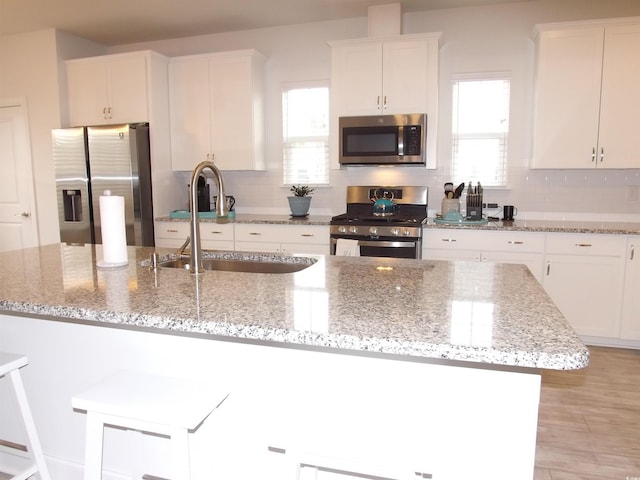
453;182;465;199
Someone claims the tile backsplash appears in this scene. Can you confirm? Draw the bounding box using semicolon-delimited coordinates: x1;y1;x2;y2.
178;166;640;222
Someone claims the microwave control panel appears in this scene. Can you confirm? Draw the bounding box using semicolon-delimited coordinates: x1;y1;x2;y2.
403;125;422;155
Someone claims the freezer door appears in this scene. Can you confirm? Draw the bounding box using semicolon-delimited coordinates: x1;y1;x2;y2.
52;127;93;244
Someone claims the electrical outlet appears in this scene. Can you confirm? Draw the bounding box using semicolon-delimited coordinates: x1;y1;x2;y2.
627;185;639;202
482;203;499;209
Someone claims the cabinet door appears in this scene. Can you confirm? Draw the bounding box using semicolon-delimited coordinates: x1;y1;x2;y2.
331;42;383;116
154;221;189;248
169;58;213;171
621;238;640;340
543;254;624;337
67;61;110;126
209;54;261;170
597;23;640;168
106;55;149;124
531;27;604;168
382;39;431;114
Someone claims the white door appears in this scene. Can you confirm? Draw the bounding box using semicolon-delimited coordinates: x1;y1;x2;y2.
0;101;39;252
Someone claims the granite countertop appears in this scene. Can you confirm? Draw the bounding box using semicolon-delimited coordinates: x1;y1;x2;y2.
0;243;588;371
157;213;640;235
425;217;640;235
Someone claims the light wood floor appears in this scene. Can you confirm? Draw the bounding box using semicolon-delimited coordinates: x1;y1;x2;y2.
535;346;640;480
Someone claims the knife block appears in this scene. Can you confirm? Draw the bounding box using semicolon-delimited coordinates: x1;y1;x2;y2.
466;193;483;220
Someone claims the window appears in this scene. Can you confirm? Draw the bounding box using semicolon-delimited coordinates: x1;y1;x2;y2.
282;83;329;185
451;77;510;187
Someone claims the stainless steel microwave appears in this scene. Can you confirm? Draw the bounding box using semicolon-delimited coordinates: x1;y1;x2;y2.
339;114;426;166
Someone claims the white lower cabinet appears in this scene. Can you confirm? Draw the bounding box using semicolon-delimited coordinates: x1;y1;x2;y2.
423;229;546;282
154;221;234;250
234;223;329;255
621;237;640;340
542;234;626;338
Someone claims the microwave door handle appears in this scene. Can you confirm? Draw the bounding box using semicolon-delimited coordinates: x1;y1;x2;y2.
397;125;404;156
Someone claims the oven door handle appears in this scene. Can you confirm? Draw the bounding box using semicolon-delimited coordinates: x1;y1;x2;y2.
356;240;417;248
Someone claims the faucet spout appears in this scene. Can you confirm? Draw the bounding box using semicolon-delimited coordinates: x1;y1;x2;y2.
188;160;227;274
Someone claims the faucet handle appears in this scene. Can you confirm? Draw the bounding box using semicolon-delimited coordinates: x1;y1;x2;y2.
178;236;191;258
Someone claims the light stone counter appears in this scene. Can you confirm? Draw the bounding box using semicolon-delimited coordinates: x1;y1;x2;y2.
0;243;587;370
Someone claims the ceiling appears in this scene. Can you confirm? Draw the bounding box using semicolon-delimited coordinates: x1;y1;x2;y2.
0;0;528;46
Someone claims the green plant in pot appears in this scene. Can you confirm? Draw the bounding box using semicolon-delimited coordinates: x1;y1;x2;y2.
288;185;314;217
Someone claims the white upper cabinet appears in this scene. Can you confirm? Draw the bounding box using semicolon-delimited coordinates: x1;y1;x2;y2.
329;33;440;169
532;19;640;169
169;50;266;171
66;51;158;126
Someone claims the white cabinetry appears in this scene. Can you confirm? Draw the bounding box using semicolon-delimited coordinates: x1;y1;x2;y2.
155;221;234;250
532;20;640;169
234;224;329;255
621;237;640;340
422;229;546;282
329;34;440;169
169;50;266;171
542;234;626;337
66;51;163;126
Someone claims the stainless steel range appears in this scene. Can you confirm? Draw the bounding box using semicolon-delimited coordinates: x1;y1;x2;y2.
330;186;429;259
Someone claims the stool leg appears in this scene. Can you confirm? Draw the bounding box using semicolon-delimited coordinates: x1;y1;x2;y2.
83;413;105;480
170;427;191;480
8;369;51;480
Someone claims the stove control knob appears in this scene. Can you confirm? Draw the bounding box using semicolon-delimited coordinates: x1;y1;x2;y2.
338;226;347;234
391;228;400;236
403;229;412;237
349;226;358;234
369;226;378;235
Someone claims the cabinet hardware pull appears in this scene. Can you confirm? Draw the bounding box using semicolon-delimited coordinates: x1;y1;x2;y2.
383;95;387;109
546;261;551;276
167;229;178;233
599;147;604;162
376;95;380;108
591;147;596;162
507;241;524;245
301;234;314;237
14;211;30;218
575;243;592;247
249;232;261;236
210;231;222;234
441;238;456;242
631;245;635;261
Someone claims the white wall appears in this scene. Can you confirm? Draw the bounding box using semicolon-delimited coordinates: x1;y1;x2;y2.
2;1;640;247
107;0;640;220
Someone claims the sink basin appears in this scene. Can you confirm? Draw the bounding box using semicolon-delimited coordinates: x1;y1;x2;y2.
158;255;316;274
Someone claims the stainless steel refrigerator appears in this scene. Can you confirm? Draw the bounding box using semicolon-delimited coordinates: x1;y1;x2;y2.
52;123;155;246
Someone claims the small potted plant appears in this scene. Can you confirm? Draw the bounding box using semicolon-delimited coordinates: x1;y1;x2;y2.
288;185;314;217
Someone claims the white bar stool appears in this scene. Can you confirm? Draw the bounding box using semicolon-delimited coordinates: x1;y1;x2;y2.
72;370;228;480
0;352;51;480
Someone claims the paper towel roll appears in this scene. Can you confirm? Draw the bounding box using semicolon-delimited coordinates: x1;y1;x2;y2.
98;190;128;268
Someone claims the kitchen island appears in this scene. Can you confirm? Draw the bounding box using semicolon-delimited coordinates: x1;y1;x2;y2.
0;243;588;480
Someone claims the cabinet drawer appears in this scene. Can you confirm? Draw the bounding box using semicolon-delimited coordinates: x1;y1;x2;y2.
545;233;625;256
422;229;481;250
234;224;329;245
155;221;189;239
199;222;234;241
480;231;546;253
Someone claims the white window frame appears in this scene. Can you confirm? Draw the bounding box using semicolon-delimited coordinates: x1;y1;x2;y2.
282;81;330;186
451;73;511;188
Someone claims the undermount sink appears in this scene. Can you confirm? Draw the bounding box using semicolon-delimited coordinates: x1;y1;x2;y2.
158;255;317;274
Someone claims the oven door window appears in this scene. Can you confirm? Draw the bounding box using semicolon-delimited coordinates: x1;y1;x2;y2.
342;126;399;157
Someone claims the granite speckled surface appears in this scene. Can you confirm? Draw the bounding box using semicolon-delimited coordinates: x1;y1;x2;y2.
0;244;588;371
157;214;640;235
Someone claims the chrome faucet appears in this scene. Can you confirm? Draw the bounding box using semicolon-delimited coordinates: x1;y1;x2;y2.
188;160;227;274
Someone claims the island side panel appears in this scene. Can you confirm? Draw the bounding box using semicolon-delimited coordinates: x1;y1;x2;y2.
0;313;541;480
